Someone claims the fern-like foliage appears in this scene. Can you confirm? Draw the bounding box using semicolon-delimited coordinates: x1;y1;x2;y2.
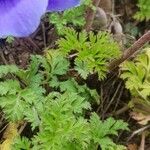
49;0;92;33
0;65;18;78
0;79;45;124
120;48;150;114
0;43;127;149
120;48;150;100
32;92;91;150
12;110;128;150
57;28;120;79
90;113;128;150
134;0;150;21
12;137;31;150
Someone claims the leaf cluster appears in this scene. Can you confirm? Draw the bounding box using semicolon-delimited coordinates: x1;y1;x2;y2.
134;0;150;21
57;28;120;79
13;110;128;150
0;49;128;149
120;48;150;113
49;0;92;33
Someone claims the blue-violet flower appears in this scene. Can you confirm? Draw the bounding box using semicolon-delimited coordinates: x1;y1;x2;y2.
0;0;80;37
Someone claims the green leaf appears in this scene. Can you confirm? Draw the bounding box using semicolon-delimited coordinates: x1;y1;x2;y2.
134;0;150;21
120;48;150;102
58;28;120;80
90;113;128;150
0;80;20;95
0;65;19;78
12;136;31;150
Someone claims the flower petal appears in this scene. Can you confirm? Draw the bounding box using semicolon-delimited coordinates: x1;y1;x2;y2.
0;0;48;38
47;0;80;11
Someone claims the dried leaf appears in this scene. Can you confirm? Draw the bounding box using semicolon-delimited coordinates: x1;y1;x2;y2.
3;123;18;139
130;112;150;125
0;123;19;150
0;139;12;150
127;143;138;150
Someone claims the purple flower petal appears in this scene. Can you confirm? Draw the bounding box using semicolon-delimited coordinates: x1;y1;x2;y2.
0;0;80;38
47;0;80;11
0;0;48;37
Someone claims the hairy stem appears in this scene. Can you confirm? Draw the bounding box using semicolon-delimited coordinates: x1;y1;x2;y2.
109;30;150;71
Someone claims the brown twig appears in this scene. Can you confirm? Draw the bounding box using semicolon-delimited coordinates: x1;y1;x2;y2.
105;105;129;117
0;50;8;65
113;105;129;116
109;30;150;71
84;0;101;32
18;121;28;134
103;81;122;115
26;37;41;51
41;22;47;48
139;131;146;150
127;124;150;142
